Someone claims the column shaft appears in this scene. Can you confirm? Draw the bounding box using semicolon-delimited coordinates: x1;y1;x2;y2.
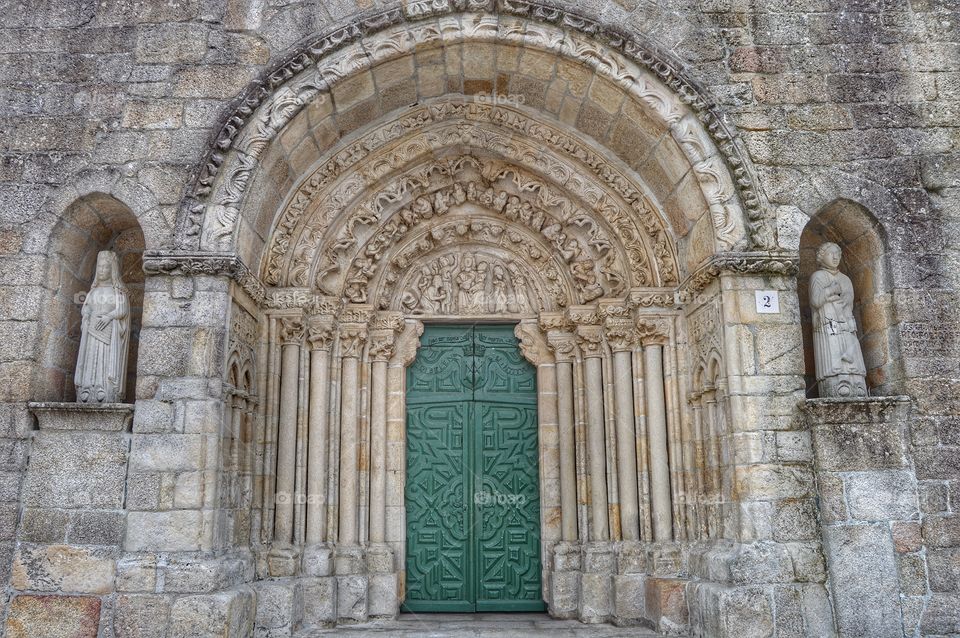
368;358;389;543
645;344;672;541
556;360;578;542
338;354;361;546
275;341;300;545
306;345;331;544
583;355;609;542
612;349;640;541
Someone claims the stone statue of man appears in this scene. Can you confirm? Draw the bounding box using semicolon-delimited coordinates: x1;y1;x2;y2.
809;242;867;397
75;250;131;403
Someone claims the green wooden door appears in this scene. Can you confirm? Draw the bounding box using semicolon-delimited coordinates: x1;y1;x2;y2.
404;324;544;612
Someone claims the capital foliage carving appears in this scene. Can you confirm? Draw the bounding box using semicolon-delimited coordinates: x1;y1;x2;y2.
604;317;636;353
636;317;671;347
575;325;605;358
278;317;305;345
546;332;578;364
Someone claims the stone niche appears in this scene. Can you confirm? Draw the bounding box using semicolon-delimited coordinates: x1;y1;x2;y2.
5;403;134;638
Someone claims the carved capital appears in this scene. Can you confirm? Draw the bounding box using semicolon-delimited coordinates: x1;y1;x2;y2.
371;311;404;333
538;311;571;333
603;316;636;352
340;303;374;325
575;324;605;358
278;317;305;345
338;324;368;359
567;304;600;327
393;320;424;368
597;300;631;319
368;330;396;362
515;322;554;366
306;316;336;351
546;332;578;363
636;317;671;347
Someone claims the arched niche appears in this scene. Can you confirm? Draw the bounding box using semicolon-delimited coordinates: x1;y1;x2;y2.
798;198;900;397
39;193;145;402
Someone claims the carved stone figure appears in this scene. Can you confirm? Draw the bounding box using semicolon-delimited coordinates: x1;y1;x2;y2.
75;251;131;404
491;264;508;313
809;242;867;397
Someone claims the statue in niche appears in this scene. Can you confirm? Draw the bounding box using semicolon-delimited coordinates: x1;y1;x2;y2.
809;242;868;397
75;250;131;404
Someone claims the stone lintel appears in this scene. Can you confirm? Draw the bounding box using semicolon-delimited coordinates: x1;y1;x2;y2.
28;402;134;432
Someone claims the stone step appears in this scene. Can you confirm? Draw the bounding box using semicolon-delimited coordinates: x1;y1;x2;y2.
297;613;676;637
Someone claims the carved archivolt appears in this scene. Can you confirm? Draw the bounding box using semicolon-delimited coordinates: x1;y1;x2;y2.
262;107;680;292
184;9;764;256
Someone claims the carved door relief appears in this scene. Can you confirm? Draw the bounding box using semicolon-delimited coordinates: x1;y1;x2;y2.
404;324;544;612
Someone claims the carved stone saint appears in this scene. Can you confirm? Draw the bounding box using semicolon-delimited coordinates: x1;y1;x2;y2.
75;251;131;403
809;242;867;398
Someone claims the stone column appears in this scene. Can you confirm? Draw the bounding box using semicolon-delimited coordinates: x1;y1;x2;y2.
367;313;402;545
366;312;403;619
542;314;581;620
336;322;367;550
273;317;304;570
303;317;334;575
334;305;372;625
574;318;609;542
603;311;640;542
544;321;579;544
639;319;672;542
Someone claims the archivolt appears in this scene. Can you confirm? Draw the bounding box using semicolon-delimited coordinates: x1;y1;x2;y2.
182;7;768;258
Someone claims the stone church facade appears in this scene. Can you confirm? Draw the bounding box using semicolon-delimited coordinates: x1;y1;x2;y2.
1;1;958;636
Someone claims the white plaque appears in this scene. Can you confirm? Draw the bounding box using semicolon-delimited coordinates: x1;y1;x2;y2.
755;290;780;314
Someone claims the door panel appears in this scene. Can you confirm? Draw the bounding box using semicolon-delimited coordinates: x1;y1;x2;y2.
404;324;544;612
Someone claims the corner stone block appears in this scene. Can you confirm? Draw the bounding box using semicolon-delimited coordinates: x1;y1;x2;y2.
5;594;101;638
168;587;255;638
822;524;903;638
644;577;688;634
252;579;304;633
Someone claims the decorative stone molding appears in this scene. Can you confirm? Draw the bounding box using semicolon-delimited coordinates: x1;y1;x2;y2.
681;251;800;295
367;313;404;362
142;250;267;304
180;3;767;250
28;402;134;432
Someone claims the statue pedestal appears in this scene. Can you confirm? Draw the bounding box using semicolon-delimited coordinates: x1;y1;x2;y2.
28;402;134;432
804;396;916;638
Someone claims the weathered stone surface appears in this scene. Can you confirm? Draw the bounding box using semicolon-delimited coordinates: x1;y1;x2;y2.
168;588;254;638
22;431;128;508
844;470;919;521
822;524;902;637
11;545;115;594
5;594;101;638
113;594;171;638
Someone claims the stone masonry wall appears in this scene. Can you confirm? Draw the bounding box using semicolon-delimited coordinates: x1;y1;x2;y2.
0;0;958;634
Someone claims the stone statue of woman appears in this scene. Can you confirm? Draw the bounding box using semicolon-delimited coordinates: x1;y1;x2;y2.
809;242;867;397
75;251;131;403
